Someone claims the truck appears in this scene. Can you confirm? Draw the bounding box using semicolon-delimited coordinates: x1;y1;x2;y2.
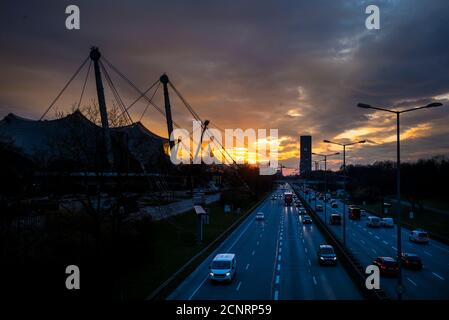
284;192;293;206
348;205;361;220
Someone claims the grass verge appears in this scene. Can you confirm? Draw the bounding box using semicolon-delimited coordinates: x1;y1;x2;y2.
112;196;264;300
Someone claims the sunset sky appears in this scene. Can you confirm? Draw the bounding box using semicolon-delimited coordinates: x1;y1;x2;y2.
1;0;449;172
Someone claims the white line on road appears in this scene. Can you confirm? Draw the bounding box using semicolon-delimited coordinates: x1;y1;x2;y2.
368;232;373;236
245;264;249;270
279;247;282;253
360;240;366;245
392;246;397;251
372;248;377;254
433;272;445;281
252;250;255;256
375;235;380;240
407;278;417;286
352;233;356;237
313;276;317;285
280;241;283;246
308;259;311;267
278;255;282;261
274;290;279;300
305;247;308;253
424;251;432;257
236;281;242;291
383;240;389;245
275;275;280;284
277;264;281;271
257;241;260;246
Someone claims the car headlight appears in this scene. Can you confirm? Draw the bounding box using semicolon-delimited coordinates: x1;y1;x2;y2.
320;256;324;260
226;272;231;276
333;257;337;260
209;273;214;276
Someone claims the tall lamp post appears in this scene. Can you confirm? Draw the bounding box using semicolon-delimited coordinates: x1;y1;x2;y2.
357;101;443;300
323;139;366;246
312;152;340;224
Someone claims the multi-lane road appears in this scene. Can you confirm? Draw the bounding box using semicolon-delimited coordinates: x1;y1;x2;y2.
295;185;449;299
169;185;362;300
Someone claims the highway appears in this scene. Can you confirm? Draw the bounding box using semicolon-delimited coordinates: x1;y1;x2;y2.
168;184;362;300
295;185;449;299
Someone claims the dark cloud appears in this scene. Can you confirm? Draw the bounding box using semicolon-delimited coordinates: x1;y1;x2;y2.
0;0;448;169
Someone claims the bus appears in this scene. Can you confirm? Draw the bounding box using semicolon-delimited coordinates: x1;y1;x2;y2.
284;192;293;206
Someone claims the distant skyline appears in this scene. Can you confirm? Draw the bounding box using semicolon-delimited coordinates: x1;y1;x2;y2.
1;0;449;171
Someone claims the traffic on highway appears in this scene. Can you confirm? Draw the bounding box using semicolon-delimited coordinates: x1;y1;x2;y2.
169;183;362;300
296;185;449;299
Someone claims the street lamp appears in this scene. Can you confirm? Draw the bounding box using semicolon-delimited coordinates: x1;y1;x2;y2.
323;139;366;246
312;152;340;224
357;101;443;300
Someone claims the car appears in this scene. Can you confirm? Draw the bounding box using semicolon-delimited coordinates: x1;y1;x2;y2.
316;204;323;212
381;217;394;228
330;213;342;225
209;253;236;282
399;253;423;270
373;257;399;276
256;212;265;220
331;202;338;208
366;216;381;227
302;215;312;224
295;202;302;207
360;209;367;217
409;230;429;244
271;196;276;200
317;245;337;265
298;208;307;215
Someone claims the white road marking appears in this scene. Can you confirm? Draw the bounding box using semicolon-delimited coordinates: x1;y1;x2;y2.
360;240;366;245
375;235;380;240
277;264;281;271
368;232;373;236
280;241;283;246
313;276;317;285
274;290;279;300
383;240;389;245
275;275;280;284
279;247;282;253
352;233;356;237
278;255;282;261
236;281;242;291
372;248;377;254
308;259;311;267
252;250;255;256
424;251;432;257
257;241;260;246
392;246;397;251
245;264;249;270
433;272;445;281
407;278;417;287
305;247;308;253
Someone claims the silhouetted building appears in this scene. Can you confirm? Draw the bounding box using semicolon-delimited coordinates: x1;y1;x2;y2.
300;135;312;176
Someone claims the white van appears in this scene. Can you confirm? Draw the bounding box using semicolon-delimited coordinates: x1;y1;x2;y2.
209;253;236;282
367;216;381;228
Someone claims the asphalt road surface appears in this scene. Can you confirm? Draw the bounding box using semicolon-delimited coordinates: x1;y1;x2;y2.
296;186;449;300
168;185;362;300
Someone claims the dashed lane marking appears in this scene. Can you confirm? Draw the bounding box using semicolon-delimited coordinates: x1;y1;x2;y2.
407;278;417;287
245;264;249;270
433;272;445;281
275;276;280;284
236;281;242;291
274;290;279;300
313;276;317;285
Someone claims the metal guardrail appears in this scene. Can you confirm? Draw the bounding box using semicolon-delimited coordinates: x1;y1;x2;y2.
146;193;269;300
294;189;389;300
